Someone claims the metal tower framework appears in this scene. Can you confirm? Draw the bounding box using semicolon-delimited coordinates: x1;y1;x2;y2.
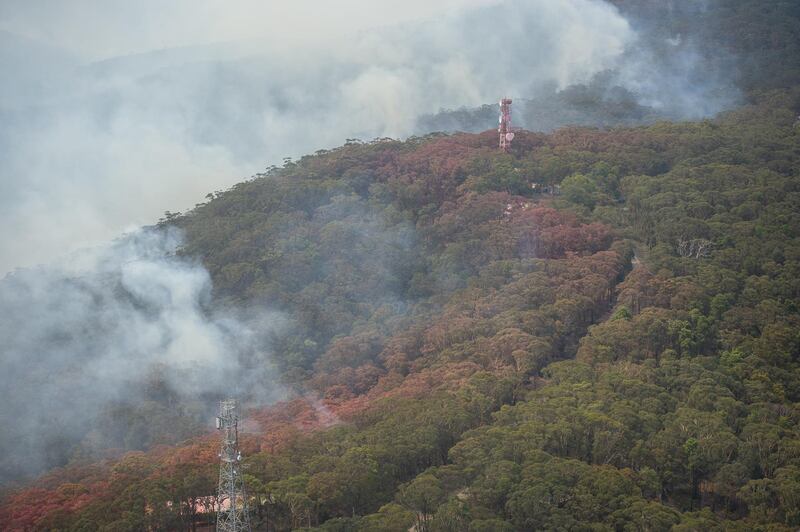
216;399;251;532
499;98;514;152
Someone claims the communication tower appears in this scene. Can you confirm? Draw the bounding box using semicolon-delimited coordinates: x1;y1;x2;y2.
216;399;251;532
499;98;514;152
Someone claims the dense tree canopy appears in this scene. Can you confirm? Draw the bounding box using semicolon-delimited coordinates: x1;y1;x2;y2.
2;83;798;530
2;2;800;528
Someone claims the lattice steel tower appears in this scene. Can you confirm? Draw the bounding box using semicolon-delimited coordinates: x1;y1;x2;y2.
499;98;514;152
216;399;251;532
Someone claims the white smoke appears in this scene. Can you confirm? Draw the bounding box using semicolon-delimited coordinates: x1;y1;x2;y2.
0;0;639;274
0;0;743;482
0;227;284;480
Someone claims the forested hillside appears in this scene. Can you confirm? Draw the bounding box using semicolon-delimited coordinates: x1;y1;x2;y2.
2;82;799;530
3;0;800;528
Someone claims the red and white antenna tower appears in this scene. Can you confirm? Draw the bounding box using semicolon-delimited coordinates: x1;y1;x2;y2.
499;98;514;152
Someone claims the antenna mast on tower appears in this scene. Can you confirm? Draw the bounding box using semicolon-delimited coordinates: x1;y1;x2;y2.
499;98;514;152
216;399;251;532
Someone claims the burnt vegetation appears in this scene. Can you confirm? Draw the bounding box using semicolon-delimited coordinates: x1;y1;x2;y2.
3;1;800;530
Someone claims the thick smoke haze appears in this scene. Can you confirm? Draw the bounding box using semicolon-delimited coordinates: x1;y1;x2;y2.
0;0;741;482
0;0;670;274
0;228;284;481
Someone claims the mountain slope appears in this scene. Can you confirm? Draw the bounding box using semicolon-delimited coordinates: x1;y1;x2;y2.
2;86;799;530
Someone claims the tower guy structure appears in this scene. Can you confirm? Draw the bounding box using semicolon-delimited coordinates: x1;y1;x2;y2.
499;98;514;152
216;399;251;532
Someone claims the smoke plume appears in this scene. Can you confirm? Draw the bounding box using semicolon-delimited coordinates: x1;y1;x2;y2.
0;0;693;274
0;228;284;481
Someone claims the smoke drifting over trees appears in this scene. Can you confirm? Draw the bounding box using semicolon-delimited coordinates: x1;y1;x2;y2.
0;0;794;490
0;0;799;527
0;0;740;274
0;229;284;481
421;0;746;133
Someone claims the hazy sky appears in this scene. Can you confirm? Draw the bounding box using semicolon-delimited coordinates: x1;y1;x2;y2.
0;0;641;274
0;0;733;275
0;0;501;59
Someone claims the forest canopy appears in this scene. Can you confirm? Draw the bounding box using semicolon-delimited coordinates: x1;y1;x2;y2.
2;82;798;530
2;0;800;530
